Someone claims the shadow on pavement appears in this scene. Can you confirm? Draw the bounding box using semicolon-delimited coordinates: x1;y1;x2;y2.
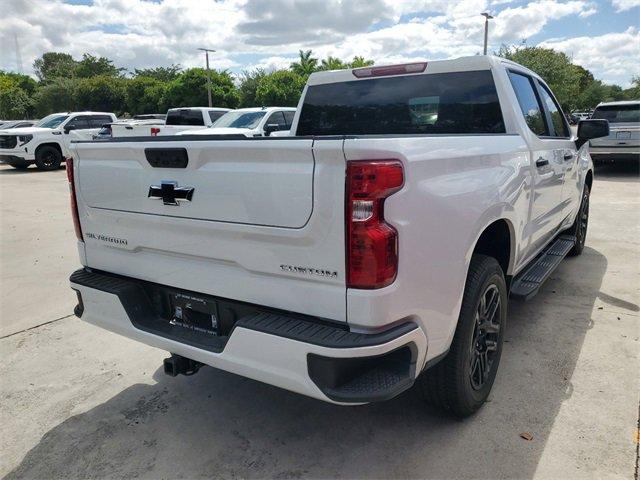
593;160;639;181
7;248;608;479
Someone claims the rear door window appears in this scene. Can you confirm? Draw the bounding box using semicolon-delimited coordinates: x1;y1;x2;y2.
66;117;91;130
166;109;205;126
508;71;547;136
297;70;505;136
88;116;113;128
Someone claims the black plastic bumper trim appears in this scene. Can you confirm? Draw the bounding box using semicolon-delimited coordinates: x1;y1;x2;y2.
69;268;417;351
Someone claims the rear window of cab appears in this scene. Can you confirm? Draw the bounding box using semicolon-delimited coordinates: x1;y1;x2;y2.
296;70;505;136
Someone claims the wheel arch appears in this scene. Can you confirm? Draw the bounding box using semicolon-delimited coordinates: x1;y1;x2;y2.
470;218;515;279
35;142;64;158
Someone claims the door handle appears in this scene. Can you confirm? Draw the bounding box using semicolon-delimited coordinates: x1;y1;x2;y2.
563;153;574;161
536;158;549;168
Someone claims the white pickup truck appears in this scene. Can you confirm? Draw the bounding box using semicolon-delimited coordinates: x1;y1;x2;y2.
0;111;117;170
68;56;609;417
180;107;297;137
110;107;231;138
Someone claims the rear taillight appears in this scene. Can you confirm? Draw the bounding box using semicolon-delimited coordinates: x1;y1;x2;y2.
150;127;160;136
346;160;404;289
66;158;83;242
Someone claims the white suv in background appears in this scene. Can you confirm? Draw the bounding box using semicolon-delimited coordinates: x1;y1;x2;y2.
589;100;639;163
0;111;117;170
180;107;297;137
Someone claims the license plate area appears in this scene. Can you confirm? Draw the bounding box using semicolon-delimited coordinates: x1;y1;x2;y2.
170;293;220;336
616;131;631;140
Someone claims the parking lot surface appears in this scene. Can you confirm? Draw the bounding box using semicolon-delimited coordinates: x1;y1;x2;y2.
0;162;638;479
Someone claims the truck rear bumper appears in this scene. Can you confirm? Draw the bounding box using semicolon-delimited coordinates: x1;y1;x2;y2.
70;269;428;404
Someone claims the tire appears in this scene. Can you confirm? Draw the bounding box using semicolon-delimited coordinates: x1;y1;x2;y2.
34;146;62;171
418;254;507;417
567;184;590;257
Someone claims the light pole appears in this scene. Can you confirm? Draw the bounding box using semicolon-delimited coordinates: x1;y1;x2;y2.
198;48;216;107
481;12;493;55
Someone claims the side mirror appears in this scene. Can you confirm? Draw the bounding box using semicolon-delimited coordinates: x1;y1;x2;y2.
64;125;77;134
263;123;281;136
576;119;609;148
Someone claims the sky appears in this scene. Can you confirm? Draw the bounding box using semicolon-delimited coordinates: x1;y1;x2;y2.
1;0;639;86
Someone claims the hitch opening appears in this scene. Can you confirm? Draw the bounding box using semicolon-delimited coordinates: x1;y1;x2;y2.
163;354;203;377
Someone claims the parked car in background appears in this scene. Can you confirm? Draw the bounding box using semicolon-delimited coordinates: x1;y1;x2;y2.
589;100;639;163
572;111;591;121
180;107;296;137
0;111;116;170
68;56;608;417
0;120;38;129
108;107;231;137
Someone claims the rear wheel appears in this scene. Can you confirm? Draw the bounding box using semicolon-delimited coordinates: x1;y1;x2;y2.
418;254;507;417
35;146;62;171
567;184;590;256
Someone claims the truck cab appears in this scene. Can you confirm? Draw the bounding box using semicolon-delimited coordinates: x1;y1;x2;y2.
0;111;117;170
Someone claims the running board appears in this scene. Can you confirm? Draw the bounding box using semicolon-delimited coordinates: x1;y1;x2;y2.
510;235;575;301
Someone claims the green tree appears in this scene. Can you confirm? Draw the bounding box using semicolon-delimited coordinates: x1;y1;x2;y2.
74;75;126;114
162;68;239;109
319;56;346;71
125;76;166;114
349;56;375;68
290;50;319;77
133;65;182;82
0;83;33;119
623;76;640;100
255;70;306;107
0;71;37;96
33;52;77;82
75;53;125;78
33;78;78;116
238;68;266;108
498;45;580;111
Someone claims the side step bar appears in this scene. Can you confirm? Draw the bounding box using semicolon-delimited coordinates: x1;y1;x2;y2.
510;234;575;301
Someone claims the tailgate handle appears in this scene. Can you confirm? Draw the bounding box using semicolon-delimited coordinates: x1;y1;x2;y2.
145;148;188;168
148;181;194;206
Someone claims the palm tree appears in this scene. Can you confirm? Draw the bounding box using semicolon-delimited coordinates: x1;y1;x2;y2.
319;56;346;71
290;50;319;77
349;56;375;68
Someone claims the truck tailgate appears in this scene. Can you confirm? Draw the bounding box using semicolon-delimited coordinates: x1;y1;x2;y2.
71;138;347;322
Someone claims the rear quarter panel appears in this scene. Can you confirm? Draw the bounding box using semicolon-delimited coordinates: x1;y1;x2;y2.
344;135;531;360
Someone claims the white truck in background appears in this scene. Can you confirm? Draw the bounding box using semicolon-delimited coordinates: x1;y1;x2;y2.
0;111;116;170
68;56;609;417
180;107;297;137
108;107;231;138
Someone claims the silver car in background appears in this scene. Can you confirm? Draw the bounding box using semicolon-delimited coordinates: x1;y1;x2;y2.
588;100;639;163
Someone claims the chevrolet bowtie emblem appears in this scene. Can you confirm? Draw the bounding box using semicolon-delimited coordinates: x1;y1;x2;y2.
148;181;194;206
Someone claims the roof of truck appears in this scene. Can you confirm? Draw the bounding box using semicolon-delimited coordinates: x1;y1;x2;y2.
306;55;539;86
595;100;639;107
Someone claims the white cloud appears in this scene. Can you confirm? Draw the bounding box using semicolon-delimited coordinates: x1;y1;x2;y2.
0;0;634;89
541;27;640;86
610;0;640;11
